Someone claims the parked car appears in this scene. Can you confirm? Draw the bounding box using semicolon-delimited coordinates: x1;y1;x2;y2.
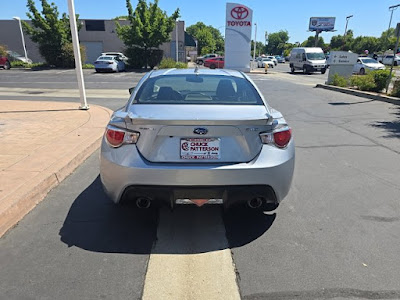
100;68;295;211
196;54;218;65
101;52;128;63
204;57;224;69
289;47;327;74
353;57;385;75
257;58;274;68
94;55;125;72
267;56;278;66
275;56;285;63
0;56;11;69
379;54;400;66
6;50;32;64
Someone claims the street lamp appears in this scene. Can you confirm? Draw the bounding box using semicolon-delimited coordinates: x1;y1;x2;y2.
175;20;179;62
13;16;28;62
344;15;353;36
388;4;400;31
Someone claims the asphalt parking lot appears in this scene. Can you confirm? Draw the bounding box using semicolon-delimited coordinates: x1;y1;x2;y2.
0;68;399;299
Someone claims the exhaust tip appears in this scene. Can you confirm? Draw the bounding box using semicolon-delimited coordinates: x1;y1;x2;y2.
136;197;151;209
247;197;264;209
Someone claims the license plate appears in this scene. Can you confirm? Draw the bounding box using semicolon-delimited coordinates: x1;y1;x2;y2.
316;68;321;71
180;138;220;160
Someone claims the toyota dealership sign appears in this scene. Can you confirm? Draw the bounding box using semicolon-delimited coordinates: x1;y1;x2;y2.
225;3;253;72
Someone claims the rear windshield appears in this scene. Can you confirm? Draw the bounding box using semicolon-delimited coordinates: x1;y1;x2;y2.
134;75;263;105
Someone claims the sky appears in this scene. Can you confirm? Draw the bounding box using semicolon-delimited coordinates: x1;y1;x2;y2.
1;0;400;44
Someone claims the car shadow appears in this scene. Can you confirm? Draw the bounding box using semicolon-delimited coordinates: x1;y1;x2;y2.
223;206;276;249
59;176;158;254
371;106;400;138
59;176;275;254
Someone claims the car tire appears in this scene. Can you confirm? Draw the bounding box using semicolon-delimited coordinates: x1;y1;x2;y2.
4;61;11;70
395;61;398;66
321;68;326;74
359;68;365;75
303;65;308;74
210;64;216;69
95;69;100;73
290;66;295;73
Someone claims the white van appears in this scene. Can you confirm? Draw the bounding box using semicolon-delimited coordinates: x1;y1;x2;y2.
289;47;327;74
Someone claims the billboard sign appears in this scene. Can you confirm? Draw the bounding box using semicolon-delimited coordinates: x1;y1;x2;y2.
225;3;253;72
309;17;335;31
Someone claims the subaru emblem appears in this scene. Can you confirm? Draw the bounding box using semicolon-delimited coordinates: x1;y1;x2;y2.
193;128;208;135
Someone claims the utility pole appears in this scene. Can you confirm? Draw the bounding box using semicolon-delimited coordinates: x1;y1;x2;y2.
344;15;353;36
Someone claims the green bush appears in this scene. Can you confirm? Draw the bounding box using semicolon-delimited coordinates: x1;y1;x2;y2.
11;61;30;68
175;62;188;69
350;74;376;91
82;63;95;69
159;58;177;69
331;73;348;87
158;58;188;69
59;43;86;68
125;47;146;69
390;79;400;97
370;69;390;92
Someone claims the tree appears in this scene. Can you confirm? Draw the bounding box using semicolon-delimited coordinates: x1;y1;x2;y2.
349;36;380;54
23;0;82;67
266;30;289;55
186;22;224;54
116;0;179;68
251;40;265;57
0;44;7;56
301;36;325;48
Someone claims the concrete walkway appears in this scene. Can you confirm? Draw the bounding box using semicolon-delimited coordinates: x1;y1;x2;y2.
0;100;112;237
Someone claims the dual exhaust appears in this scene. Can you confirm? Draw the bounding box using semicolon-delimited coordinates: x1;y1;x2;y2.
136;196;272;210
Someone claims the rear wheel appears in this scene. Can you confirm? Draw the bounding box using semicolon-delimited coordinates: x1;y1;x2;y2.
290;65;295;73
359;68;365;75
210;64;216;69
303;65;308;74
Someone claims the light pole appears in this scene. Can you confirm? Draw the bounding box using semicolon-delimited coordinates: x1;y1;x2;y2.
344;15;353;36
13;17;28;62
253;22;257;62
388;4;400;31
67;0;88;110
175;20;179;62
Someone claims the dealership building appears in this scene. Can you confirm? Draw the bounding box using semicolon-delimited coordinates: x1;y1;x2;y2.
0;19;197;64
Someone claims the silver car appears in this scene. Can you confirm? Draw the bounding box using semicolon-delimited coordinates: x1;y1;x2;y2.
100;68;295;211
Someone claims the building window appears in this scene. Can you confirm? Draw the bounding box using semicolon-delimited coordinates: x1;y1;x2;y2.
85;20;105;31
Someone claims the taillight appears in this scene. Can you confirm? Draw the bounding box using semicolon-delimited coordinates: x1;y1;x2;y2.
273;129;292;148
105;126;139;148
260;128;292;148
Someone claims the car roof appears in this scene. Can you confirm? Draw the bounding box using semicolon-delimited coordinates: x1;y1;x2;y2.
149;68;245;79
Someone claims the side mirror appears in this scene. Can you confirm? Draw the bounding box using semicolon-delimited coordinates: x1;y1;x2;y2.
129;86;136;94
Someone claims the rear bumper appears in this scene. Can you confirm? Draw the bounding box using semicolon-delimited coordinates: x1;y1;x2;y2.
100;139;295;205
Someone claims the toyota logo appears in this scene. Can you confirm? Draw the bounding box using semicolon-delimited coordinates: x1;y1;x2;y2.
193;128;208;135
231;6;249;20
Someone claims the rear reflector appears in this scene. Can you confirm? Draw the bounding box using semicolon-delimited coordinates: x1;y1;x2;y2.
273;129;292;148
